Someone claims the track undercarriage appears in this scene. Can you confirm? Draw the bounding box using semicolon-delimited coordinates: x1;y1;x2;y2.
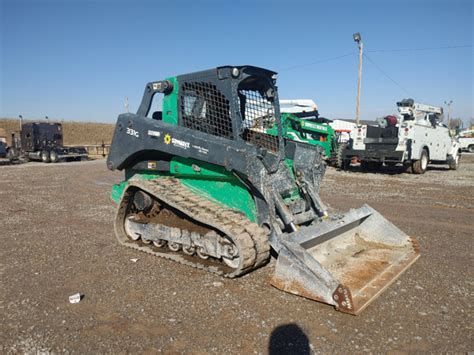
115;178;270;278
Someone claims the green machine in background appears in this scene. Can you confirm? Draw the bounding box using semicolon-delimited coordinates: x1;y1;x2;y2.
266;109;346;168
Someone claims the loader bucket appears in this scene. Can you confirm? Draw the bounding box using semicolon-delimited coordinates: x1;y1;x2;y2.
271;205;419;315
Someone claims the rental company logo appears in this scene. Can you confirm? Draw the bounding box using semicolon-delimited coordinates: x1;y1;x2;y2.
163;134;190;150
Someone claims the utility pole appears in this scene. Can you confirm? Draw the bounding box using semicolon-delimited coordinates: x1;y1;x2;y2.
353;32;363;126
444;100;453;129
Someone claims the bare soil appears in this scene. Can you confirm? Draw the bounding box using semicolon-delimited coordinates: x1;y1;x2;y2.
1;155;473;353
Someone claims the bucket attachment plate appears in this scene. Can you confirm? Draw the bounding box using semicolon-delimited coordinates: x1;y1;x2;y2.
271;205;420;314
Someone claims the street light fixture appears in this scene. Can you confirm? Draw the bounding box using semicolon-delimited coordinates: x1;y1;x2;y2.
353;32;361;44
353;32;363;125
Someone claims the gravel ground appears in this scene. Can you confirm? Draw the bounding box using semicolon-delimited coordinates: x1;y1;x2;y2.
1;155;473;353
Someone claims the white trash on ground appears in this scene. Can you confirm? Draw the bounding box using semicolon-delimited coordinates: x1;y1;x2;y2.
69;293;82;304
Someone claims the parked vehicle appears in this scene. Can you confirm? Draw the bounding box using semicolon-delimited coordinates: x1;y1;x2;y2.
7;122;88;163
458;130;474;153
342;99;461;173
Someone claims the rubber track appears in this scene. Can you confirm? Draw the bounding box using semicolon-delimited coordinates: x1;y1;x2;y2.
114;177;270;278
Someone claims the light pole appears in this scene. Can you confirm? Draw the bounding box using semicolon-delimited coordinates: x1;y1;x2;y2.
444;100;453;128
353;32;363;126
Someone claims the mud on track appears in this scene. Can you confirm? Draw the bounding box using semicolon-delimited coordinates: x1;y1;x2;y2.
1;156;472;353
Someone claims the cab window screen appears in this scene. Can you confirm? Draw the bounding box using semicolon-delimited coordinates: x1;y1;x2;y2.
238;87;279;153
180;82;233;139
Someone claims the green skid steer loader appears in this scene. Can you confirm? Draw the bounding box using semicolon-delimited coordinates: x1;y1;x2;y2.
107;66;419;314
265;110;347;168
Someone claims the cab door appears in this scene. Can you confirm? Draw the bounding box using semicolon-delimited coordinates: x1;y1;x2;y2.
425;114;445;160
439;123;453;159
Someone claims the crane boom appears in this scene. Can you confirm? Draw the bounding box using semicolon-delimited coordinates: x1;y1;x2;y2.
396;98;443;121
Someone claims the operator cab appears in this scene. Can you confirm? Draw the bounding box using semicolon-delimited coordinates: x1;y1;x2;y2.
138;65;282;155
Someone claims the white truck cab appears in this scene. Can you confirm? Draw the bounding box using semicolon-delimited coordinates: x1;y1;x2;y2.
343;98;461;174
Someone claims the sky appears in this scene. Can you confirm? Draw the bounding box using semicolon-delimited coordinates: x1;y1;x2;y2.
1;0;473;124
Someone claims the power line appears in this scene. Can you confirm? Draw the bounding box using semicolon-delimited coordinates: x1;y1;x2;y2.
366;44;472;53
279;52;355;72
276;44;468;101
277;44;471;72
363;53;420;100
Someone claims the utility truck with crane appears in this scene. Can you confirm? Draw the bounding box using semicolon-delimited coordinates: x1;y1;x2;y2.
342;99;461;173
107;66;419;314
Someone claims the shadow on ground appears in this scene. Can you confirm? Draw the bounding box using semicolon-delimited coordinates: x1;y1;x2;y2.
339;164;451;175
268;323;310;355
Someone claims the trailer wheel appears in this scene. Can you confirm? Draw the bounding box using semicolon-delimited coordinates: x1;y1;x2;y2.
41;150;50;163
412;149;428;174
50;150;59;163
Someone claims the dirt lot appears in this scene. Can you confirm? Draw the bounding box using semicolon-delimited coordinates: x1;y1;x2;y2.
1;155;473;353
